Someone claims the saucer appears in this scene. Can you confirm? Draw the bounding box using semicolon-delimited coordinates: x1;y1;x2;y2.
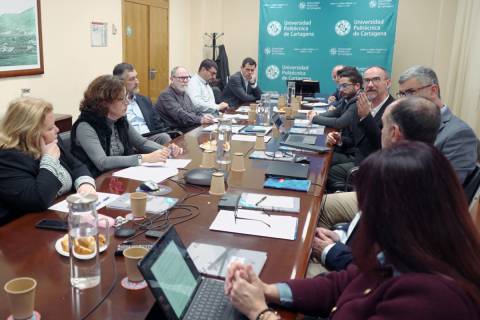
7;310;41;320
121;277;147;290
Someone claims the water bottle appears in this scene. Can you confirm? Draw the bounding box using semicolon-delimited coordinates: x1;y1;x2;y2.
256;102;266;126
67;193;108;290
216;118;232;165
260;93;272;126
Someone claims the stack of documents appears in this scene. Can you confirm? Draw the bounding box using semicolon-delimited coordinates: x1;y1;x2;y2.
210;209;298;240
238;192;300;213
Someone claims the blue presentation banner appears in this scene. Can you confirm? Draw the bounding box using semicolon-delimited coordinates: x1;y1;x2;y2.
258;0;398;95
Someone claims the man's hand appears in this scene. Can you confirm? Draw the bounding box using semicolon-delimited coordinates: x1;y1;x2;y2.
326;132;341;146
201;114;215;124
307;110;317;122
328;95;337;104
218;102;229;111
41;138;60;159
249;74;257;85
315;227;340;242
357;92;372;119
168;143;183;157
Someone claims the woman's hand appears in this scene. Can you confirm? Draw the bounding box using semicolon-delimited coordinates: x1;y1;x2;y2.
77;183;96;195
168;143;183;157
142;148;170;163
229;269;269;320
41;138;60;159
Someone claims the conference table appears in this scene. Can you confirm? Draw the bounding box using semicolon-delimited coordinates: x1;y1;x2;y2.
0;117;332;319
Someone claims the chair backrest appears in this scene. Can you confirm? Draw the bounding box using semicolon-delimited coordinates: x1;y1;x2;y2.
463;164;480;205
58;131;71;152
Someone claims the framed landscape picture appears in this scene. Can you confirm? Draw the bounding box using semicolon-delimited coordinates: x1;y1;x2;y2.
0;0;44;78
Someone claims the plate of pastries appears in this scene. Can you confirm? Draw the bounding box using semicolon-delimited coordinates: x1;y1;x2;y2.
199;140;230;152
55;234;108;259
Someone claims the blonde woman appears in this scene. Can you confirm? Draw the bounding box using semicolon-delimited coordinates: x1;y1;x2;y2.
0;97;95;225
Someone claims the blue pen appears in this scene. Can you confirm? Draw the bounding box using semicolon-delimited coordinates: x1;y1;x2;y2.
96;196;110;209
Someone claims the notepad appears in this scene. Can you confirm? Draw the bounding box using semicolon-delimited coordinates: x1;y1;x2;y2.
238;192;300;213
249;150;295;162
209;209;298;240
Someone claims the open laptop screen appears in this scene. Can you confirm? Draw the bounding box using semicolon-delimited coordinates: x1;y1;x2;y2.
150;240;198;318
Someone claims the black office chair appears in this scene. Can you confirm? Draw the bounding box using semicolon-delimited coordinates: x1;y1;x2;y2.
463;164;480;205
58;131;71;151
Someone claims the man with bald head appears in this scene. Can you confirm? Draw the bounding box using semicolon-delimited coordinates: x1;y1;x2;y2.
328;64;345;104
310;96;441;274
154;66;215;132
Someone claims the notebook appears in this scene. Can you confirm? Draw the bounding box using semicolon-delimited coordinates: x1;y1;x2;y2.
264;177;311;192
138;227;246;320
265;161;309;180
106;193;178;215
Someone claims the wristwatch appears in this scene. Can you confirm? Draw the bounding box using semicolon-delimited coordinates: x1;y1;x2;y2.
137;154;142;165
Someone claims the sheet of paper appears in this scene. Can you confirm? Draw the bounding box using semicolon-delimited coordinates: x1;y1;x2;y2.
222;114;249;120
141;159;191;168
210;209;297;240
243;193;295;209
113;166;178;182
232;134;272;142
49;192;120;213
289;126;325;135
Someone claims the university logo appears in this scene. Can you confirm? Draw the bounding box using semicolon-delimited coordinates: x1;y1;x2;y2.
264;47;272;55
369;0;377;8
335;20;351;36
298;2;306;9
265;65;280;80
329;48;338;56
267;21;282;36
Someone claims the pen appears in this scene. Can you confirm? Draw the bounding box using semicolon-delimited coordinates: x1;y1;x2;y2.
96;196;111;209
255;196;267;206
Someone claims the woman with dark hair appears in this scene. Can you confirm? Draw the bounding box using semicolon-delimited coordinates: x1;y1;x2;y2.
0;97;96;225
225;141;480;320
71;75;182;177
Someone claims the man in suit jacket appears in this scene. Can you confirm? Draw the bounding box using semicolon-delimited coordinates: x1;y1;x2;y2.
313;96;441;272
398;65;477;184
325;66;394;192
113;63;171;145
221;57;262;108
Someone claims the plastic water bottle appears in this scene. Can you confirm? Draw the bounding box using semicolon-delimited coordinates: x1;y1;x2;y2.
67;193;102;289
216;118;232;165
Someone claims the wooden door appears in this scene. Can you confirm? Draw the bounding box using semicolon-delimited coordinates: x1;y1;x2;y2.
123;0;169;102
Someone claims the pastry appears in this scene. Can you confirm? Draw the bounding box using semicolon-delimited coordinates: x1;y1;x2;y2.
60;234;107;255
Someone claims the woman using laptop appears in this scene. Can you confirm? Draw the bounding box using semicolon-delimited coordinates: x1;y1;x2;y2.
71;75;182;177
0;97;96;225
225;142;480;320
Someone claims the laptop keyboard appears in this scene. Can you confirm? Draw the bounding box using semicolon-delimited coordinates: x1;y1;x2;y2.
184;278;230;320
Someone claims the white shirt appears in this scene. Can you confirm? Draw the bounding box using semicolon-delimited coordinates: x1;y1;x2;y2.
186;73;218;113
371;95;390;118
321;212;361;264
126;96;150;134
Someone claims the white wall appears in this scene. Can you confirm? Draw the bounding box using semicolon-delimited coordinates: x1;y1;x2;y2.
0;0;123;119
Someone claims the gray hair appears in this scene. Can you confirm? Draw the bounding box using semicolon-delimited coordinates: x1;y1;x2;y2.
398;65;441;98
170;66;184;77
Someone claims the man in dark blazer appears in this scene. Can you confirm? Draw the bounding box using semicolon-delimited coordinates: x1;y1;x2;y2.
221;57;262;108
312;96;441;273
326;66;395;192
113;63;171;145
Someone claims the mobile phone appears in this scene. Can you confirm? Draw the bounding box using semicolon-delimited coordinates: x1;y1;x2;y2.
145;230;166;239
35;219;68;231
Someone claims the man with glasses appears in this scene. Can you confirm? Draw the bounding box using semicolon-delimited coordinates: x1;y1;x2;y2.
187;59;229;115
113;63;172;145
308;66;362;129
398;65;477;184
155;66;215;133
318;66;477;232
323;66;395;193
221;57;262;108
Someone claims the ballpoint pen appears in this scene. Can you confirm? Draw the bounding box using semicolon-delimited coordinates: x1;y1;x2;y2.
96;196;111;209
255;195;267;206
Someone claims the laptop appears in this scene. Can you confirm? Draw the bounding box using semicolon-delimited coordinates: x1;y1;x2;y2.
265;161;309;179
271;112;318;145
138;227;246;320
